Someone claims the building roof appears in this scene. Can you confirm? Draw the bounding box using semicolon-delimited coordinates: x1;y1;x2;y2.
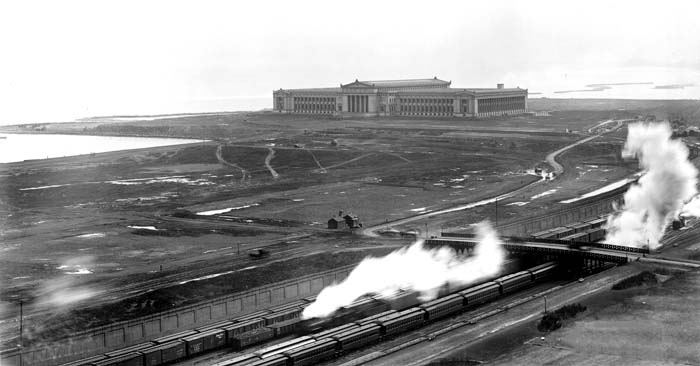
358;77;450;88
276;87;342;93
395;87;526;95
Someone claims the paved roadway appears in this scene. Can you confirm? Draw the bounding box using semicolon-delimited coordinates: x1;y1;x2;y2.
361;120;626;238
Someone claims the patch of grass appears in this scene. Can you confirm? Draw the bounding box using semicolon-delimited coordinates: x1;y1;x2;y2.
612;271;658;290
537;303;587;332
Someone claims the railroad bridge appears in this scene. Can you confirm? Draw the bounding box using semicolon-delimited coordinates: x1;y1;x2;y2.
425;235;647;265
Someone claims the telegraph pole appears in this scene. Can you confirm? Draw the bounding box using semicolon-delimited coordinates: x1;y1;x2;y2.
495;199;498;226
19;301;23;366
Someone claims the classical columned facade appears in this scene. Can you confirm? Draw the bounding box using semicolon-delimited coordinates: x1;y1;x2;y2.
273;77;527;118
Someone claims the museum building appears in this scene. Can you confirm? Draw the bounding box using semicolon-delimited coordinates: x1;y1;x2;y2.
272;77;527;118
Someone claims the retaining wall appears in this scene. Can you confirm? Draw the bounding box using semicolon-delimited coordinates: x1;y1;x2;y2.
1;264;356;366
497;191;624;236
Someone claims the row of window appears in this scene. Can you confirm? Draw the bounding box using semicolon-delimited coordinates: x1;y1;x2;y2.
400;105;453;113
399;98;453;104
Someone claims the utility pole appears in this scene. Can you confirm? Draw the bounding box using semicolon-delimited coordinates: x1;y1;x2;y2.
19;301;23;366
543;296;547;313
495;199;498;226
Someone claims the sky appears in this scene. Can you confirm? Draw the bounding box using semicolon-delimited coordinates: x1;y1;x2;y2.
0;0;699;124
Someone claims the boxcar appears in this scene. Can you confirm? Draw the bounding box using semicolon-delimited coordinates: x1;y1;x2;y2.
587;227;606;242
262;307;302;325
268;300;308;313
60;355;108;366
561;231;590;242
460;282;500;307
587;217;608;229
230;327;275;350
104;343;155;359
182;328;226;356
138;345;162;366
283;338;338;366
419;293;464;321
376;308;425;337
91;352;142;366
233;310;272;323
267;318;301;337
224;318;267;339
195;320;235;333
332;324;381;352
568;222;592;234
152;330;197;344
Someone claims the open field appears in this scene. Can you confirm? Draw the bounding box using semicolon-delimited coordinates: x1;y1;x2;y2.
1;99;699;348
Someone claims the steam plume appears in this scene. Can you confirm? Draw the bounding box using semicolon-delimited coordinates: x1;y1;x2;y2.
605;122;699;249
302;221;504;319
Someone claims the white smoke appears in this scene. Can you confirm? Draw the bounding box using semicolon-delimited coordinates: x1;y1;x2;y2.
605;122;699;249
302;220;504;319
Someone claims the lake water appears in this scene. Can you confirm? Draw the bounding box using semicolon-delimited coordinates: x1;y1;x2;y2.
0;133;201;164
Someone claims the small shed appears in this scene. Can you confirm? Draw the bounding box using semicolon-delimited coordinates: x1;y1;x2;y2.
343;214;362;229
328;217;343;229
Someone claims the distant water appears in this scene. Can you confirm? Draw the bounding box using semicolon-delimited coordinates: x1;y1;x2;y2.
0;133;200;164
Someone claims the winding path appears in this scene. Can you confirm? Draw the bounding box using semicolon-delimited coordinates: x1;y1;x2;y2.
215;145;248;183
306;149;327;173
265;147;280;179
313;153;374;173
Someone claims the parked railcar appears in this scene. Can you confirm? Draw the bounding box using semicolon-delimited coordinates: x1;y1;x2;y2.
182;328;226;356
460;282;501;307
254;336;314;359
587;227;606;242
139;345;163;366
246;353;289;366
195;319;235;333
298;296;388;334
586;217;608;229
234;310;273;323
231;327;275;350
152;340;187;364
283;338;338;366
268;318;301;337
91;352;142;366
568;221;592;234
61;355;108;366
527;262;557;282
263;307;303;325
377;289;420;310
210;354;259;366
224;318;267;339
332;324;381;352
152;330;197;344
561;231;590;242
495;271;532;294
104;343;155;359
354;310;397;326
419;293;464;321
376;308;425;337
310;323;358;340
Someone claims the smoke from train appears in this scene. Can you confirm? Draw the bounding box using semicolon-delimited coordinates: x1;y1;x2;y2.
605;122;699;249
302;220;504;319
